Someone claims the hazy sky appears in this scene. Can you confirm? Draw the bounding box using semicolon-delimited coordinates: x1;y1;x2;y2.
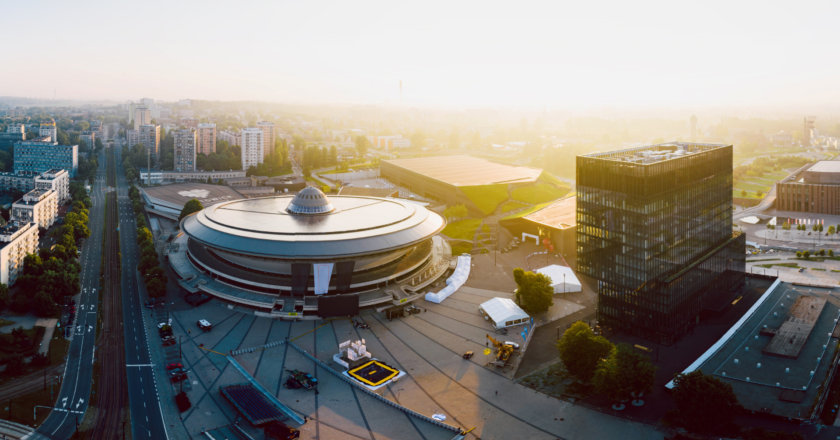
2;1;839;110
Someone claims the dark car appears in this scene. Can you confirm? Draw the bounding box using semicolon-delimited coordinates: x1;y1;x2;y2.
169;368;186;376
171;373;187;383
144;301;155;308
162;339;176;346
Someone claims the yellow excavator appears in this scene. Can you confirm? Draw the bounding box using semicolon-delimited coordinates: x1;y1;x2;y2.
486;334;514;367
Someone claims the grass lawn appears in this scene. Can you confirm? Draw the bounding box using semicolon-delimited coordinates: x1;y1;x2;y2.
733;189;762;199
734;181;771;192
0;319;16;329
502;202;553;220
757;262;799;268
460;184;509;215
449;242;473;256
441;219;483;240
747;178;778;186
501;201;530;213
0;388;57;428
538;172;567;186
812;268;827;271
511;183;569;204
49;337;70;365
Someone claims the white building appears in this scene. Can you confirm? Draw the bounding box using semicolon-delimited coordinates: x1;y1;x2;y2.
219;130;241;147
240;128;264;171
126;129;140;146
6;123;24;134
39;121;57;142
0;222;39;286
34;169;70;203
12;189;57;229
387;138;411;149
133;106;151;131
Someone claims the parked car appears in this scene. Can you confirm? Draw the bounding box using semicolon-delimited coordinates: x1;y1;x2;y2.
144;301;155;309
169;368;186;376
197;319;212;331
162;339;176;346
166;363;183;370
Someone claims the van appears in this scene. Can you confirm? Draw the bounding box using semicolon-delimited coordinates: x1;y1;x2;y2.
197;319;212;331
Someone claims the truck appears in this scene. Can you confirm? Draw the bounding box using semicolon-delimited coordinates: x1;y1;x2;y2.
486;334;514;367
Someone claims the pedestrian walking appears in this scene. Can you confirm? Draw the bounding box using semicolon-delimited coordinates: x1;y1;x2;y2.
495;391;498;396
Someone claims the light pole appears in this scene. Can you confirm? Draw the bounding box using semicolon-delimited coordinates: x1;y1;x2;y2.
563;273;566;300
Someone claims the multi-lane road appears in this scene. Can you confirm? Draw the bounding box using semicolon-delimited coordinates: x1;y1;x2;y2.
37;151;106;439
114;147;169;439
37;145;168;439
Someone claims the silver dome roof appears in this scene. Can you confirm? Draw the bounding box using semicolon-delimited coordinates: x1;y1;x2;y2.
287;186;335;214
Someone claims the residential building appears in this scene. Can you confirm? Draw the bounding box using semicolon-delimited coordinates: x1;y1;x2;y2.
11;189;57;229
80;131;95;149
6;123;25;134
39;120;57;142
772;131;793;148
179;118;199;129
387;138;411;149
0;130;25;149
576;142;745;345
0;172;36;194
240;128;264;170
174;129;197;172
134;106;151;131
139;125;161;159
197;123;216;155
34;169;70;203
126;129;140;146
14;140;78;177
0;221;38;286
219;130;241;146
256;121;275;158
369;135;404;150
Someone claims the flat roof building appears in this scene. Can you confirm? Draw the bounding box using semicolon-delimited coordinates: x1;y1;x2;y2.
140;182;245;220
256;121;275;159
218;130;241;147
79;131;95;150
777;161;840;214
139;125;160;160
11;189;57;229
577;142;745;345
173;129;197;172
0;222;38;286
197;123;216;156
241;128;263;171
34;169;70;203
14;140;77;177
39;121;56;143
134;106;151;131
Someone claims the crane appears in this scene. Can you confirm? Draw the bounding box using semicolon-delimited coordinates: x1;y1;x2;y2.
486;334;514;367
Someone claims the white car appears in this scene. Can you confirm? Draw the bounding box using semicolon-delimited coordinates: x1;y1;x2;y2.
157;319;172;329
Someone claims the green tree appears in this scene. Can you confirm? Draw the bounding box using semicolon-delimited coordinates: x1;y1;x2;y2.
756;190;763;197
0;283;8;311
556;321;614;383
667;370;742;435
136;227;153;245
146;278;166;299
512;268;553;314
145;267;167;285
593;343;657;403
32;290;58;317
5;354;26;375
740;189;747;197
178;199;204;222
355;136;370;157
803;250;810;259
830;249;835;257
829;225;836;235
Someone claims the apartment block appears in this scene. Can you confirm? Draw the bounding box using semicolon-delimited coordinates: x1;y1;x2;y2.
134;106;151;131
14;140;78;177
12;189;57;229
0;221;38;286
240;128;264;171
139;125;161;159
179;118;199;129
256;121;276;159
80;131;95;149
197;123;216;155
219;130;241;147
127;129;140;146
34;169;70;203
39;120;57;142
174;129;197;172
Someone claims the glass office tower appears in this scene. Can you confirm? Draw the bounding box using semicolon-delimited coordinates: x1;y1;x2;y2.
576;143;745;345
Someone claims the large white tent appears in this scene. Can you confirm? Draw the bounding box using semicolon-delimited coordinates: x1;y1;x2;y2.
425;255;471;304
535;265;582;294
479;298;530;330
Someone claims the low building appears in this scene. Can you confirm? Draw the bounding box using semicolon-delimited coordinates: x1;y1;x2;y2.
0;221;39;286
13;140;77;177
499;197;577;268
140;169;246;185
140;183;245;220
777;161;840;214
223;176;268;187
235;186;276;198
34;169;70;203
138;168;164;185
12;189;57;229
337;187;399;198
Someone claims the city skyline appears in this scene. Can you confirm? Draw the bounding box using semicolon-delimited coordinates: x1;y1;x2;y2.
2;1;840;111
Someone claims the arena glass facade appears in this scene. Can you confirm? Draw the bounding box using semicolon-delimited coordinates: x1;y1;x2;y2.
576;143;745;345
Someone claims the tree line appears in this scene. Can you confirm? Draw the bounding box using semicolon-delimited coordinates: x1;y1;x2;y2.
129;186;167;300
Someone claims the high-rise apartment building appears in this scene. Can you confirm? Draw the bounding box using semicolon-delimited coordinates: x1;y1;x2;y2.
240;128;264;171
12;189;57;229
134;106;151;131
576;143;745;345
196;123;216;155
219;130;241;147
256;121;275;159
179;118;199;129
39;120;57;142
139;125;161;160
79;131;95;149
0;221;39;286
14;140;78;177
173;129;197;172
126;129;140;147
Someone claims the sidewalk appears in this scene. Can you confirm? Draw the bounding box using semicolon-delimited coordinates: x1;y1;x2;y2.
35;318;58;356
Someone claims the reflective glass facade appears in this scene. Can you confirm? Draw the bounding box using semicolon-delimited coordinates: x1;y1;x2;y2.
576;143;745;345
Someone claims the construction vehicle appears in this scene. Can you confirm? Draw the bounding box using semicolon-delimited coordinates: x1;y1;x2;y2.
486;334;514;367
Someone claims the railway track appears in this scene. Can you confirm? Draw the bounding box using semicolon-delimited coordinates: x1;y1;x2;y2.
88;149;127;439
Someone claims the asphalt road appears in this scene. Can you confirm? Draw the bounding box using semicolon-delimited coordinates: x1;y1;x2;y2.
37;151;106;439
115;148;169;439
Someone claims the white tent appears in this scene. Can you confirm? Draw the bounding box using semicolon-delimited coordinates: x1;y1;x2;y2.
535;265;582;294
479;298;530;329
425;255;471;304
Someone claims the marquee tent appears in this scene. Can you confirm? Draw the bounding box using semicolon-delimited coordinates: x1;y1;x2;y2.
479;298;530;330
535;265;582;294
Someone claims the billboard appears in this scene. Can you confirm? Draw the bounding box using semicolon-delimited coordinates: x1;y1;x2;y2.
317;295;360;318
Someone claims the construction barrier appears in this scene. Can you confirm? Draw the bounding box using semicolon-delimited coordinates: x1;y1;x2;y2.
286;341;462;433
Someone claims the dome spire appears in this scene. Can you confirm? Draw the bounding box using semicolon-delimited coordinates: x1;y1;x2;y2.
287;187;335;214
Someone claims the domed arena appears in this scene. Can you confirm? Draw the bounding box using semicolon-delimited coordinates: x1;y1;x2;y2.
169;187;452;318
